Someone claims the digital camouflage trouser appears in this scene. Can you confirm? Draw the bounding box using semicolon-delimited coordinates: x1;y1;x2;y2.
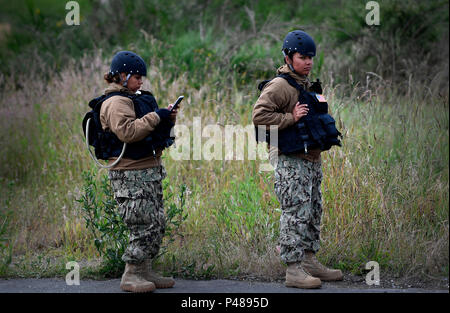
108;166;167;264
274;154;323;264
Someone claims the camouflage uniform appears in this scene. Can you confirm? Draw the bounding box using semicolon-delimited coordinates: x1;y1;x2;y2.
274;154;323;264
108;166;167;264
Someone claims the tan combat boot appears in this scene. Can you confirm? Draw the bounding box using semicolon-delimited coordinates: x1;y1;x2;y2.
120;262;156;293
302;251;343;281
142;259;175;288
285;262;322;289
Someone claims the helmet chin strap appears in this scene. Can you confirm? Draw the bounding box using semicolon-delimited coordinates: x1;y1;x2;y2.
283;51;298;75
122;73;131;87
287;63;296;73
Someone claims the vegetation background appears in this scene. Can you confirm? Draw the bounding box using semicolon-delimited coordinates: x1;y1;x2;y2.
0;0;448;284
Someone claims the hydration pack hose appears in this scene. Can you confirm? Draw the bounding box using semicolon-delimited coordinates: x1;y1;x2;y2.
85;118;127;169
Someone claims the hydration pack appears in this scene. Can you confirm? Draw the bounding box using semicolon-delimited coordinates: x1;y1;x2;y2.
82;90;175;161
256;74;342;154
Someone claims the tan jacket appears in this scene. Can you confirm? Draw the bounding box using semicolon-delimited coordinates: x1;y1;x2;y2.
252;65;321;162
100;83;163;170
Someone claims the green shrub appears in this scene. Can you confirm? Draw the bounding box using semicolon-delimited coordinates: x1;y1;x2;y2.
0;209;13;276
77;168;188;277
77;169;128;277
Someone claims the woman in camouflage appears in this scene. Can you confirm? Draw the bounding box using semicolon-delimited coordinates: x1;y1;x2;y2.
100;51;177;292
252;31;343;289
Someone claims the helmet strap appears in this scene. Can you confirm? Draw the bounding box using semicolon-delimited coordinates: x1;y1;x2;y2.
288;63;296;73
122;73;131;87
285;54;298;75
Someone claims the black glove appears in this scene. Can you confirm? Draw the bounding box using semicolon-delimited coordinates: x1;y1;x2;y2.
155;108;171;120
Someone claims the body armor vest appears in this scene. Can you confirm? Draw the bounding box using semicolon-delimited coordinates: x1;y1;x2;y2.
82;90;174;160
256;74;342;154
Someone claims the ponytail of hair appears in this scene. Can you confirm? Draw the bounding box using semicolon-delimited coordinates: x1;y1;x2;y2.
104;72;122;84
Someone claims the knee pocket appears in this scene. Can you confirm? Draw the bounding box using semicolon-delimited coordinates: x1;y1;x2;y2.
275;177;312;208
274;158;313;208
118;198;160;226
281;204;314;225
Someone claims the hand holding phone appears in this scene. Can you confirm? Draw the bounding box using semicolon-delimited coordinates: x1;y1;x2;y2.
170;96;184;113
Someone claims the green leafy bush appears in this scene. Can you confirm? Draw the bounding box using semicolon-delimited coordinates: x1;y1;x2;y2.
78;168;188;277
78;170;128;277
0;210;13;276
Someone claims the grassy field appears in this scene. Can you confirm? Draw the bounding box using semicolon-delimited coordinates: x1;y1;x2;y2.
0;0;448;281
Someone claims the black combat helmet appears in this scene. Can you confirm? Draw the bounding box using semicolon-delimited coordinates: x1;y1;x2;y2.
110;51;147;76
282;30;316;57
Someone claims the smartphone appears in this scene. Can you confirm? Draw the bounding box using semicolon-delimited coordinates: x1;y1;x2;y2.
170;96;184;112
